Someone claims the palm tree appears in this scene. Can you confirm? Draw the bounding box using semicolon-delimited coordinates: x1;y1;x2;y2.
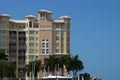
24;60;41;80
0;52;8;80
2;61;16;79
70;55;84;80
44;55;71;76
59;55;71;76
44;54;84;79
44;55;57;75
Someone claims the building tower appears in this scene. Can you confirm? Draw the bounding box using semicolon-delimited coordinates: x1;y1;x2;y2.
0;9;70;79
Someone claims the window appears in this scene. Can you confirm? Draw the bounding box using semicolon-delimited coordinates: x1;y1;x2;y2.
56;37;59;41
46;39;49;41
29;49;34;53
29;37;34;40
42;43;45;48
56;49;59;53
29;21;32;28
34;24;38;28
56;43;59;47
55;30;60;34
29;31;34;34
18;68;23;73
0;30;6;34
42;49;45;54
42;39;49;54
46;43;49;48
19;24;25;28
56;24;60;28
36;31;38;34
29;55;34;59
46;49;49;54
0;42;6;46
1;21;7;28
0;36;6;40
29;43;34;46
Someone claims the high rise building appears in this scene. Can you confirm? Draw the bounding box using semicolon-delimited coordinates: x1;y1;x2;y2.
0;9;70;79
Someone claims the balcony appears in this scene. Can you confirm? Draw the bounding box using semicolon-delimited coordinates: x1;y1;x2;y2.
9;46;16;49
19;40;25;44
19;46;26;49
9;34;16;37
19;34;25;37
19;64;25;68
10;58;16;62
18;59;25;62
10;40;16;43
19;52;25;56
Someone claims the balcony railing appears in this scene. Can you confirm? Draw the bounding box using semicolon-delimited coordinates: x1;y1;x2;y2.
10;40;16;43
19;52;25;56
19;46;26;49
10;34;16;37
9;46;16;49
10;58;16;62
19;34;25;37
19;40;25;43
19;64;25;68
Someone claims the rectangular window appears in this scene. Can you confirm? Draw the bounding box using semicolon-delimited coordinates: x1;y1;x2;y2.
29;49;34;53
1;21;7;28
46;43;49;48
56;43;59;47
56;49;59;53
56;37;59;41
36;31;38;34
42;43;45;48
29;31;34;34
0;42;7;46
29;55;34;59
56;24;60;28
0;36;6;40
42;49;45;54
46;49;49;54
55;30;60;34
29;37;34;40
29;43;34;46
29;22;32;28
34;24;38;28
19;24;25;28
0;30;6;34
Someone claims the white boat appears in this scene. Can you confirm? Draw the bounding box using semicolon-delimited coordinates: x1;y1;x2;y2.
41;75;72;80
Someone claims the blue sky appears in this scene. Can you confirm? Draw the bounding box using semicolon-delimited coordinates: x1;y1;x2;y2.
0;0;120;80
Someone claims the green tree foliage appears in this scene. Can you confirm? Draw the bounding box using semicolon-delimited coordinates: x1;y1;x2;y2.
0;52;8;80
2;61;16;78
24;60;41;79
79;73;90;80
70;55;84;78
44;55;84;77
0;52;8;60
